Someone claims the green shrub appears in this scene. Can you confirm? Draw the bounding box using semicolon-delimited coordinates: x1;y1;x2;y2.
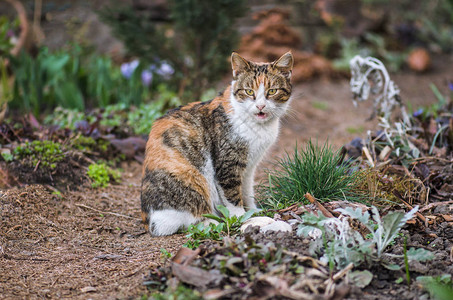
9;45;154;114
100;0;247;102
258;140;365;210
87;162;121;188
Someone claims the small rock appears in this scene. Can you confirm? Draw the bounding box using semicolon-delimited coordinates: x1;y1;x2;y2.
261;220;292;233
240;216;275;233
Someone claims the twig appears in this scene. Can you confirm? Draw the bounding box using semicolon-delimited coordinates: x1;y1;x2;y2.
419;200;453;213
332;262;354;281
278;202;303;213
75;203;138;220
3;254;50;261
304;193;334;218
393;191;428;225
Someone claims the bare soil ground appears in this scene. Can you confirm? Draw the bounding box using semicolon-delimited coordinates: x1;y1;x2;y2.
1;55;452;299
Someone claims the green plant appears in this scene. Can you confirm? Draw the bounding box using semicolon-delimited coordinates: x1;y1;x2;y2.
0;16;19;54
417;275;453;300
10;45;156;115
127;86;181;135
1;151;13;162
160;248;173;261
70;135;110;155
0;59;13;120
149;285;203;300
184;222;225;249
12;140;64;170
184;205;255;249
258;140;365;210
403;236;410;286
297;206;434;269
87;162;121;188
100;0;247;102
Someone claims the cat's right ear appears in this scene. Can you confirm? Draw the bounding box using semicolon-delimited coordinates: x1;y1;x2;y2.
231;52;251;79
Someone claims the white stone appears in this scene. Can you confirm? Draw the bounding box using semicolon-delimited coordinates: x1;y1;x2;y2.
260;220;292;233
240;216;275;233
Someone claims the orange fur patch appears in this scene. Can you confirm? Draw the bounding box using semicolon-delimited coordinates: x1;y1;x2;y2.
141;211;149;230
143;118;210;205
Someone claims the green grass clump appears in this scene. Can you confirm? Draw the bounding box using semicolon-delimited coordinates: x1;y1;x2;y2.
70;135;109;154
13;140;64;170
87;162;121;188
184;205;255;249
258;140;364;210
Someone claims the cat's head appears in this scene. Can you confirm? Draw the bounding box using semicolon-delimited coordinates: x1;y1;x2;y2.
230;52;293;124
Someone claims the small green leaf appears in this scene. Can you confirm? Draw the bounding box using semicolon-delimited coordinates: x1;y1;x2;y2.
239;209;256;223
202;213;223;223
407;247;435;262
349;270;373;288
383;263;401;271
217;205;230;218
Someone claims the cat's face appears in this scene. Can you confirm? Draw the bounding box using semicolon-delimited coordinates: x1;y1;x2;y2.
230;52;293;124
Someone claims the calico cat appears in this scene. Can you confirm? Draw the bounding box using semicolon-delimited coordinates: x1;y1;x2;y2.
141;52;293;236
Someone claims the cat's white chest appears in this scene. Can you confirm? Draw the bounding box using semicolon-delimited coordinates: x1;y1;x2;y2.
231;116;279;165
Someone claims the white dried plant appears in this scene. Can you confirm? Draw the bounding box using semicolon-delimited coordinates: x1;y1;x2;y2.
296;205;432;269
349;55;411;125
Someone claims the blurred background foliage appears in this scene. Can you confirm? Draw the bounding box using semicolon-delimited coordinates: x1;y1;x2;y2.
0;0;451;127
100;0;247;102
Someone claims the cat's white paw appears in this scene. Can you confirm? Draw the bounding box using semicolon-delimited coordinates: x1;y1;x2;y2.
149;209;199;236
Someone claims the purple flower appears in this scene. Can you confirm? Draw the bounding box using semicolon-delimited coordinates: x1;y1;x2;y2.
413;108;424;117
120;59;139;79
6;30;14;38
141;70;153;87
156;62;174;80
448;82;453;92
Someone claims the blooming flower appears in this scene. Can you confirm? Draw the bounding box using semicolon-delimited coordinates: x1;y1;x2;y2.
413;108;424;117
448;82;453;92
120;59;139;79
141;70;153;87
156;62;174;80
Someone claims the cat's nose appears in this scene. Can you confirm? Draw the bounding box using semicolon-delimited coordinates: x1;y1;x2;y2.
256;104;266;111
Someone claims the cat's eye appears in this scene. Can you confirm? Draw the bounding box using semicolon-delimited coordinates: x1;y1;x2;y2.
245;89;254;96
268;89;277;95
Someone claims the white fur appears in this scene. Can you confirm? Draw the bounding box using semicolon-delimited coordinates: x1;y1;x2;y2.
149;209;200;236
202;156;246;216
229;83;291;209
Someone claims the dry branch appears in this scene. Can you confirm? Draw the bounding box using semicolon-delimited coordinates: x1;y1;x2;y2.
304;193;335;218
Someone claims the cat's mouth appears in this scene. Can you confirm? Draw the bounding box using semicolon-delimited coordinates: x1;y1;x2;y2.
255;112;268;120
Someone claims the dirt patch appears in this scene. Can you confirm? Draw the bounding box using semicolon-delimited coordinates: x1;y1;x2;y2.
0;162;186;299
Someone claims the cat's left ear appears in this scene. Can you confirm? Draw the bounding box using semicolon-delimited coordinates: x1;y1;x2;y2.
272;51;293;78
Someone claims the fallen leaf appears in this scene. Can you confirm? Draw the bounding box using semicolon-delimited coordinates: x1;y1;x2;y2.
442;215;453;222
172;247;200;265
171;262;223;287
